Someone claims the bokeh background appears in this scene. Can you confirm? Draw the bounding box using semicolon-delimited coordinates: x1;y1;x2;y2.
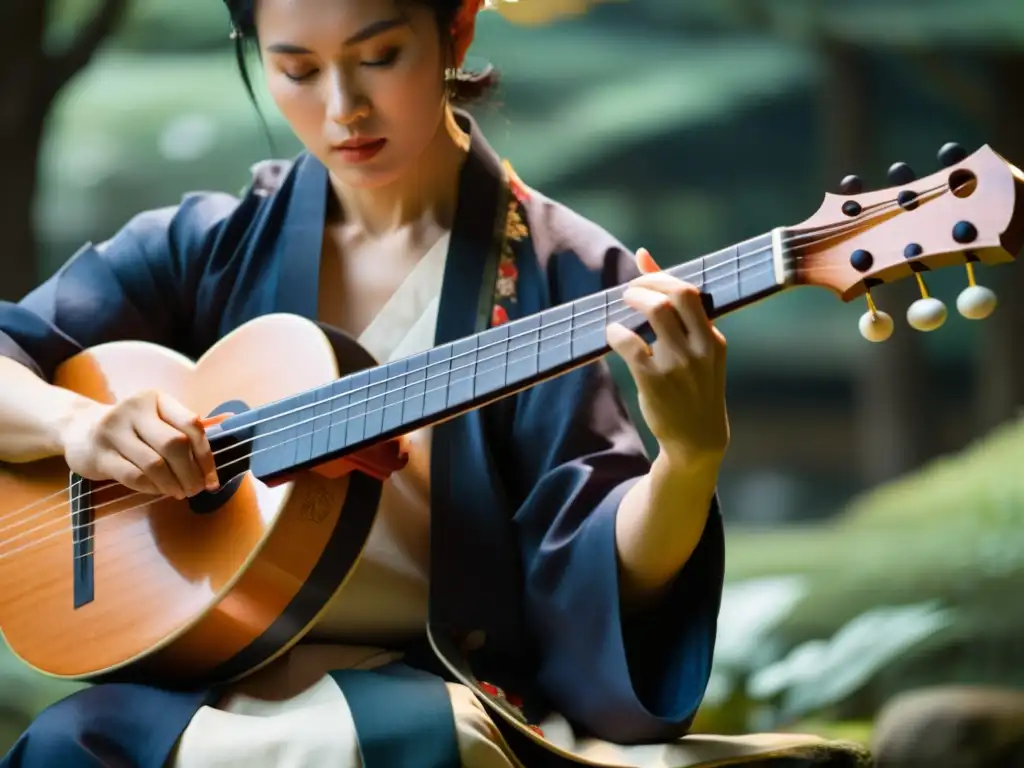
2;0;1024;755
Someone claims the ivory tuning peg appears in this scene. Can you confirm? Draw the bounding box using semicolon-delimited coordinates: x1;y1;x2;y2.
859;290;894;342
957;261;998;320
906;273;947;332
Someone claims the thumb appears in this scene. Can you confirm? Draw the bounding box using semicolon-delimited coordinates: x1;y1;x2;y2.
606;323;652;379
636;247;661;274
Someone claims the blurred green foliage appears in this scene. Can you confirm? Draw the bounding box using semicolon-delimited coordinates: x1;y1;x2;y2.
698;415;1024;730
50;0;227;52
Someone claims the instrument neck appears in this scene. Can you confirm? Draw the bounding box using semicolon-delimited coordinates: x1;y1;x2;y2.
215;229;790;482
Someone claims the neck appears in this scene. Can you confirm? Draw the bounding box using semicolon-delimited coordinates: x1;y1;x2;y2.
210;228;792;487
328;107;469;236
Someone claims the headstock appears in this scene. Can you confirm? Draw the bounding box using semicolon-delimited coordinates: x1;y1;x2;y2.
789;142;1024;342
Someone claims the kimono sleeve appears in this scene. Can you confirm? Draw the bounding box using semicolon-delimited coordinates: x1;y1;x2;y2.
511;242;725;745
0;192;241;381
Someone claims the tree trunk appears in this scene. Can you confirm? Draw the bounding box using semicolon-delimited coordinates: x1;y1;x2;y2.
974;51;1024;432
0;0;128;302
0;4;49;302
818;38;934;485
0;127;45;303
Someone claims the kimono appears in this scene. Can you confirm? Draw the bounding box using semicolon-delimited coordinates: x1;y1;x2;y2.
0;111;870;768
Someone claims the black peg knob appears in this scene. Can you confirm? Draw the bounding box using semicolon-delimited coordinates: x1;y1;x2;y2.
953;221;978;244
938;142;968;168
887;162;916;186
850;249;874;272
839;175;863;195
897;190;919;210
842;200;862;217
904;243;923;259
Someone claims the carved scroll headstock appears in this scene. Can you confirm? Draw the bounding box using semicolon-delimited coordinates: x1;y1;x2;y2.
787;143;1024;341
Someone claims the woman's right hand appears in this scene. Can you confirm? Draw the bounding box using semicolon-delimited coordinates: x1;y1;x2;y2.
59;391;221;499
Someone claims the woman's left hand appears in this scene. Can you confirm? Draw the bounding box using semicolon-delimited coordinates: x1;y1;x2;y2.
606;248;730;469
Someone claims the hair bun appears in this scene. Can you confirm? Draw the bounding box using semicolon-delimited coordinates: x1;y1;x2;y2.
450;63;499;105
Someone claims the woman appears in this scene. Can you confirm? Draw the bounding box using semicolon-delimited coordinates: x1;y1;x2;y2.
0;0;867;766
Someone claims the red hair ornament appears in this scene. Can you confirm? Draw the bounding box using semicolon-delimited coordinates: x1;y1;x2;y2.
451;0;485;67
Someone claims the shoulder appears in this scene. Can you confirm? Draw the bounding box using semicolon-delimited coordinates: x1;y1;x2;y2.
104;156;300;266
513;177;640;296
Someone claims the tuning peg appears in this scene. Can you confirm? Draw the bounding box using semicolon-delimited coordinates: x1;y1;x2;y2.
887;162;916;186
956;262;998;319
938;142;968;168
839;174;864;195
906;273;947;332
858;290;894;342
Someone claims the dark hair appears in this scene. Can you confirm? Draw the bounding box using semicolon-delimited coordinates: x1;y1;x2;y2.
222;0;498;124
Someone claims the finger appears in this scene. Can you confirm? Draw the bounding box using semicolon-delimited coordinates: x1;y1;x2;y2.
112;430;187;500
622;285;690;358
629;271;696;294
673;289;716;358
158;395;219;491
97;453;160;497
605;322;653;378
636;247;661;275
630;273;716;356
712;326;728;383
134;417;207;498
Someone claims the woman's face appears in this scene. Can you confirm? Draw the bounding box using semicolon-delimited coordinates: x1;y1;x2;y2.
256;0;448;189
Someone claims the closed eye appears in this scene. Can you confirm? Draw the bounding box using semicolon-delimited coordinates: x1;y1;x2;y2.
284;68;319;83
363;47;400;68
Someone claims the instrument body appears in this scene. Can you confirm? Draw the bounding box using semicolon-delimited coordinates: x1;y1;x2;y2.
0;315;381;687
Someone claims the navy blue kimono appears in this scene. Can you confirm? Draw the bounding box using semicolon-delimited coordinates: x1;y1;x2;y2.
0;112;726;767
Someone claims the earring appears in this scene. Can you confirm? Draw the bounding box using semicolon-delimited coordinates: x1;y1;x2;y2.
443;68;458;101
229;24;242;40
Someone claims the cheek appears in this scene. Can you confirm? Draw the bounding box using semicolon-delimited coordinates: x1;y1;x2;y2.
372;61;446;136
378;83;444;155
266;77;322;136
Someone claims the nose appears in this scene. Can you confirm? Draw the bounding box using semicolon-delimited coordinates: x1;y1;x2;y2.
324;68;370;126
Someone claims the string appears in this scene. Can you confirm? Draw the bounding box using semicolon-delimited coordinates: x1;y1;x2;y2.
0;189;957;561
167;180;952;450
0;245;931;563
0;182;952;543
0;248;818;545
0;183;951;543
0;183;949;538
0;243;784;537
2;293;758;562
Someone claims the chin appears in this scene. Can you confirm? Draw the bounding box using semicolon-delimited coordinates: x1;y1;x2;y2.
321;148;406;190
333;167;404;190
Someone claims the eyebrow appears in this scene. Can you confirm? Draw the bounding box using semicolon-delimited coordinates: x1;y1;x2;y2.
265;17;408;53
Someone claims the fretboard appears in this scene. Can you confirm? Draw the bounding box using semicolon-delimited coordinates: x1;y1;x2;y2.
222;229;788;482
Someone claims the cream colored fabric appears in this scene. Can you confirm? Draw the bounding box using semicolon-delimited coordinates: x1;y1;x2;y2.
172;646;523;768
304;231;449;645
510;712;847;767
170;231;855;767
